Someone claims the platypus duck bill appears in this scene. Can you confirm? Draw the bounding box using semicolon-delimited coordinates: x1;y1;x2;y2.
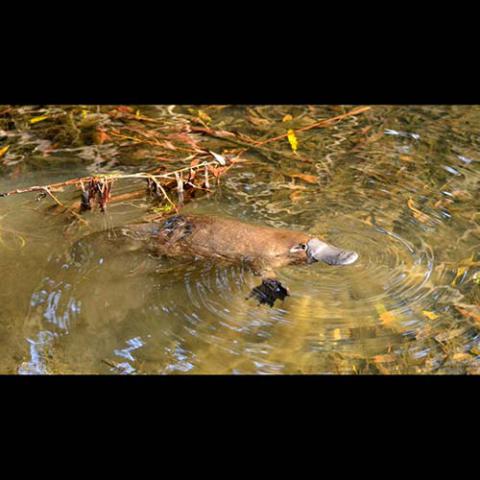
304;238;359;266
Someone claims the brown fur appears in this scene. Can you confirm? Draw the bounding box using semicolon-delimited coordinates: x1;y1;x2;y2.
127;214;312;275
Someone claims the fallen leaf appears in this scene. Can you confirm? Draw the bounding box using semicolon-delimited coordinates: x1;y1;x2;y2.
332;328;342;341
289;191;304;203
208;165;226;178
115;106;134;114
163;141;177;151
287;129;298;153
451;190;472;202
422;310;439;320
247;116;271;127
379;311;396;326
407;198;430;223
282;114;293;122
0;145;9;158
375;303;397;327
136;109;141;119
452;353;474;362
153;204;174;214
30;115;48;124
365;131;384;144
198;110;212;124
470;345;480;356
289;173;318;184
452;266;468;286
359;126;372;135
435;327;467;343
454;305;480;325
93;128;110;145
214;130;236;138
373;354;397;363
209;150;226;165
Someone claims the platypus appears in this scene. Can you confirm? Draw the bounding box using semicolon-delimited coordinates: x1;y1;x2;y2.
106;214;359;307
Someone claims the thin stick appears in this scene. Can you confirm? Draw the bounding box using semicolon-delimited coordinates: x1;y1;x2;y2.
43;188;89;225
255;106;372;146
101;359;123;372
174;172;184;206
189;126;313;163
0;160;222;198
148;176;178;212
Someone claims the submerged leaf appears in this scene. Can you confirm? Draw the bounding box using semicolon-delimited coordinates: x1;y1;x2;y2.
373;354;397;363
289;191;304;203
288;173;318;184
454;305;480;325
470;345;480;356
422;310;439;320
379;311;396;326
375;303;396;327
452;353;474;363
452;266;468;286
407;198;430;223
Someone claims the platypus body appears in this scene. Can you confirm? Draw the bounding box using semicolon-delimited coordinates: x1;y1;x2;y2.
110;214;359;306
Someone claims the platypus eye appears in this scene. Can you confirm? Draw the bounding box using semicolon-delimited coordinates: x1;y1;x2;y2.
290;243;306;253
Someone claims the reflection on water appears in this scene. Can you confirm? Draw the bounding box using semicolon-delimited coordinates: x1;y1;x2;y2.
2;105;480;374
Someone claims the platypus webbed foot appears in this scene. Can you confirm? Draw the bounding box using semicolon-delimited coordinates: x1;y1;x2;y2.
248;279;289;307
306;239;359;266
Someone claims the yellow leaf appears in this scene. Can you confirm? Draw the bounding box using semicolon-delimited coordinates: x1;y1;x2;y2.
30;115;48;124
452;353;473;362
136;109;141;119
81;109;88;119
379;311;396;326
375;303;396;327
282;114;293;122
153;204;174;214
287;129;298;153
407;198;430;223
332;328;342;341
0;145;9;158
289;173;318;184
452;266;467;286
422;310;438;320
198;110;211;124
471;345;480;356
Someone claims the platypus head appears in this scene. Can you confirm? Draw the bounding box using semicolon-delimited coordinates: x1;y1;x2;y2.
304;238;359;266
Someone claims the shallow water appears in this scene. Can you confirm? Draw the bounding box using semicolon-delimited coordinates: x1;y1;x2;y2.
1;105;480;374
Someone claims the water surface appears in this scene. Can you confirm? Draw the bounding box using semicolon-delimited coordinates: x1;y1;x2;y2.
1;105;480;374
